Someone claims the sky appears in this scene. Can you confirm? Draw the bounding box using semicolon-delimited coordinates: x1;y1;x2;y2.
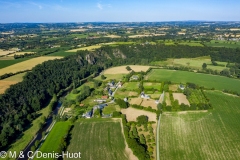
0;0;240;23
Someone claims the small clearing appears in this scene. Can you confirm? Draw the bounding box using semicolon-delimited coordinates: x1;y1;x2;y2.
141;99;157;110
129;97;142;105
173;93;190;105
121;107;157;122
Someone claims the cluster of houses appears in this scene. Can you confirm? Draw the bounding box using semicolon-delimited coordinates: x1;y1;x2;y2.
83;103;109;118
83;80;124;118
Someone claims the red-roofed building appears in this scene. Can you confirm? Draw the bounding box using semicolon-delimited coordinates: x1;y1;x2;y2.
102;96;108;99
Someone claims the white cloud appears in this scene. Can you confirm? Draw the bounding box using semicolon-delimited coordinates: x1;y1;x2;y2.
97;2;111;10
97;3;103;10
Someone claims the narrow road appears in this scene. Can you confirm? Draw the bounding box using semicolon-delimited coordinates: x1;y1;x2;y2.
157;114;161;160
156;91;164;160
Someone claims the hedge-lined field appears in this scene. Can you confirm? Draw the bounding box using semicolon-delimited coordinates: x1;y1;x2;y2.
159;91;240;159
146;69;240;92
66;119;128;160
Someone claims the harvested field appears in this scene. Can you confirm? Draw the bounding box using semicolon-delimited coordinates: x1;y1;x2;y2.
121;107;157;122
0;57;14;60
67;45;101;52
104;65;151;74
129;97;142;105
0;56;62;75
0;72;26;94
0;81;17;94
141;99;157;110
0;49;15;56
173;93;190;105
169;84;178;91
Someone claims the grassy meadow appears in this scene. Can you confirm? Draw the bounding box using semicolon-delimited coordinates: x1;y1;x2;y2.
205;40;240;48
37;121;72;160
159;91;240;159
150;56;227;71
146;69;240;92
65;119;128;160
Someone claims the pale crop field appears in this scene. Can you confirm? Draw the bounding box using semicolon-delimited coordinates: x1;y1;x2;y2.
159;91;240;159
0;72;26;94
129;97;142;105
172;93;190;105
66;45;102;52
0;49;15;56
121;107;157;122
0;56;62;75
104;65;151;74
141;99;157;110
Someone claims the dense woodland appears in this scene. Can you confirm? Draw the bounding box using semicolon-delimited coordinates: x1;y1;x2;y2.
1;39;240;150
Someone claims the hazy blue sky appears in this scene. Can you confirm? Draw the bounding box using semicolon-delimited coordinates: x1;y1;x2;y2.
0;0;240;22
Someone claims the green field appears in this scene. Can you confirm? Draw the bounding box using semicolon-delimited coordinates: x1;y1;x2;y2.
157;40;204;47
143;82;161;90
150;56;227;71
205;40;240;48
65;119;128;160
37;121;71;160
146;69;240;92
187;89;208;104
0;58;30;69
123;82;139;90
159;91;240;159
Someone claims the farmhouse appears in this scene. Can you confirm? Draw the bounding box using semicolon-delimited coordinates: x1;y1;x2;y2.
131;75;139;80
94;99;106;103
83;110;93;118
140;92;150;99
102;95;108;99
179;84;185;90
